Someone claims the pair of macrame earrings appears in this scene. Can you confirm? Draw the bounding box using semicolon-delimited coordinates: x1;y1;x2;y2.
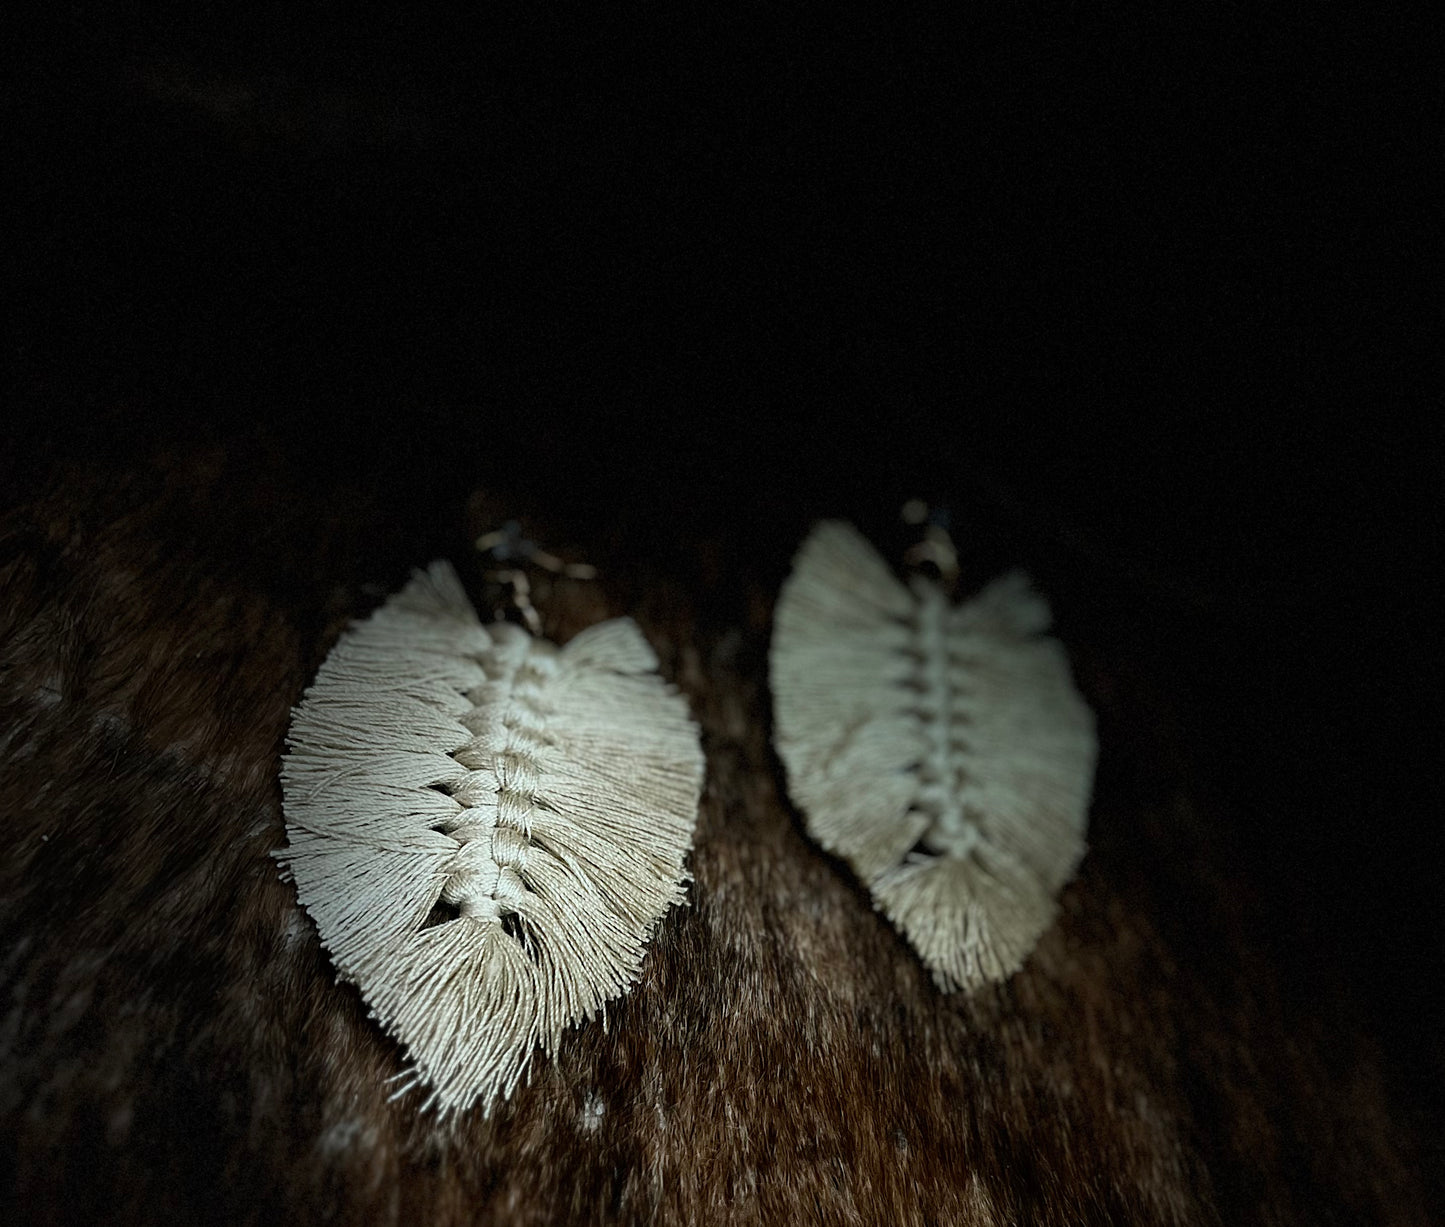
278;514;1096;1116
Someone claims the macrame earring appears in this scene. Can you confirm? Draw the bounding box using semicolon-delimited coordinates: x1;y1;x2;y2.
278;531;704;1115
769;511;1096;991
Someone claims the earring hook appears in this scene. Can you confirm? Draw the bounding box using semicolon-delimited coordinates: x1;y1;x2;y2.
475;520;597;634
900;500;959;590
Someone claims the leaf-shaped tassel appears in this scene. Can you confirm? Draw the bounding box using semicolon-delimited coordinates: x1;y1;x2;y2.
770;521;1096;992
279;560;704;1114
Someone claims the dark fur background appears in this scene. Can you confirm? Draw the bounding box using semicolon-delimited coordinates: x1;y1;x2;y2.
3;8;1439;1224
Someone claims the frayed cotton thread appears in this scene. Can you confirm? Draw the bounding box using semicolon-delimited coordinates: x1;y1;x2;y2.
278;561;704;1115
770;521;1096;992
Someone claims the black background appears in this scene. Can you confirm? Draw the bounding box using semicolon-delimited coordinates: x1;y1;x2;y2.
5;3;1439;1143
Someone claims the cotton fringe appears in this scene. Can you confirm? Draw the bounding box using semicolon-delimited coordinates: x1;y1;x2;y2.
770;521;1096;991
278;561;704;1114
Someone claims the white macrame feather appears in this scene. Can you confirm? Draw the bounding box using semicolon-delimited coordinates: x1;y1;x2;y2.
770;521;1096;991
279;561;703;1114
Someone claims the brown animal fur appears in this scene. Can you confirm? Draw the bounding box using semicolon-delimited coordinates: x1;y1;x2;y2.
0;446;1434;1225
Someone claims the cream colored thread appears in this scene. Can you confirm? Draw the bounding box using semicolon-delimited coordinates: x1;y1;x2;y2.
278;561;703;1114
770;521;1096;991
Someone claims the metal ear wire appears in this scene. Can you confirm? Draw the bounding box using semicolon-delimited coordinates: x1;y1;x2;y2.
475;520;598;635
900;500;960;591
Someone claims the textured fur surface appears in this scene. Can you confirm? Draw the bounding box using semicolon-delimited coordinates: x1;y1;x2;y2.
0;449;1434;1225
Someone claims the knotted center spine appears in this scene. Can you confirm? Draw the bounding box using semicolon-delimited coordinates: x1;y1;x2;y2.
439;636;558;923
909;585;979;858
